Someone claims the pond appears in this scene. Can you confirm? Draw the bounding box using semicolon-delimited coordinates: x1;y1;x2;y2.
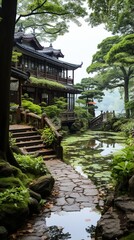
62;130;126;194
46;130;126;240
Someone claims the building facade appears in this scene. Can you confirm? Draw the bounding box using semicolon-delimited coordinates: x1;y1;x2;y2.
11;31;82;124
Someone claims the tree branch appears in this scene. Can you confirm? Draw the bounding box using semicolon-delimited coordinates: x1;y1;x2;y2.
16;0;69;24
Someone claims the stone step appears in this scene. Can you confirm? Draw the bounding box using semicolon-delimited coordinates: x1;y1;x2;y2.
11;130;39;138
43;155;57;160
15;135;41;142
27;148;55;156
23;144;46;152
16;139;43;147
10;126;33;133
10;125;57;160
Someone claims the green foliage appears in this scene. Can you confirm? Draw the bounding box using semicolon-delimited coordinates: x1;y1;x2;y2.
44;105;60;118
88;0;134;34
30;77;65;90
120;233;134;240
111;139;134;185
14;153;49;176
54;97;67;110
12;51;22;62
40;127;56;147
121;120;134;136
0;186;30;209
16;0;87;42
9;132;16;147
22;99;42;115
87;35;134;118
43;97;67;119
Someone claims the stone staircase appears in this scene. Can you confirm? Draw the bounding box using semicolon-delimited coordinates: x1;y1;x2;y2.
9;125;57;160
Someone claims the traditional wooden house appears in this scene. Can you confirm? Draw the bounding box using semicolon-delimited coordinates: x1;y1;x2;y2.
12;31;82;124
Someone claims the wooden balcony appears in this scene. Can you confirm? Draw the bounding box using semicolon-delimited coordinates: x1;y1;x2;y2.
61;111;77;123
17;67;73;85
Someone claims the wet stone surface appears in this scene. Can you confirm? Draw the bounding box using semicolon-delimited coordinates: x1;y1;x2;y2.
9;159;102;240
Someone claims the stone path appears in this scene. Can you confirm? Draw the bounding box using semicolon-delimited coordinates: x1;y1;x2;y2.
9;159;103;240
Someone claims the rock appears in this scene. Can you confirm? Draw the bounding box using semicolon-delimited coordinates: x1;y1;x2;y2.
29;175;54;198
0;161;14;177
128;175;134;197
96;208;124;240
29;189;42;202
115;197;134;212
28;197;40;214
0;207;29;232
0;226;8;240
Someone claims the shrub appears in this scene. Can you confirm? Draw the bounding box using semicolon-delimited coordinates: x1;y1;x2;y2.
121;120;134;136
14;154;49;176
22;100;42;115
0;186;30;210
111;138;134;190
40;127;56;147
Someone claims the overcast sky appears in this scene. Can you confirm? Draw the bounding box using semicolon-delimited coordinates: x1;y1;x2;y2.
53;21;111;83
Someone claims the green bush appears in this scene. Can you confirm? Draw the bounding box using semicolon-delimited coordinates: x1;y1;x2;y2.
121;120;134;136
40;127;56;147
14;154;49;176
111;138;134;188
22;99;42;115
44;105;60;118
0;186;30;209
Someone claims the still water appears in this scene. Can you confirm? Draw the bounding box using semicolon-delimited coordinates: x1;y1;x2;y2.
62;131;126;192
46;131;126;240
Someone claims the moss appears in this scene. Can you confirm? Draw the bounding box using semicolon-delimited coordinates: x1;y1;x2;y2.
0;177;25;191
30;76;65;90
120;233;134;240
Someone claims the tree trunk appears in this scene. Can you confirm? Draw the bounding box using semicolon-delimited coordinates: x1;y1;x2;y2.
124;77;130;118
0;0;19;166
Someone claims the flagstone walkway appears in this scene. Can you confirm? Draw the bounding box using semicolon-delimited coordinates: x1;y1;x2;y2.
9;159;103;240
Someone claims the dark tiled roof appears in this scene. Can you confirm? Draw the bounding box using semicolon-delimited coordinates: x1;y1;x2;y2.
11;67;29;81
14;32;82;70
14;43;82;70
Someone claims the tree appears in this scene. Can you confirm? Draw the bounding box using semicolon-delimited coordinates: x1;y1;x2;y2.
87;35;134;118
16;0;87;41
75;77;104;117
0;0;20;166
87;0;134;34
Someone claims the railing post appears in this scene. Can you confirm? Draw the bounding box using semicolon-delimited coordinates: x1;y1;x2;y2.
41;113;47;129
16;107;22;124
24;110;29;124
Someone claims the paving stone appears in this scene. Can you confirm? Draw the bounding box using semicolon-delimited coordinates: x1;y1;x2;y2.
84;188;98;196
76;196;92;202
56;197;67;206
66;197;75;205
59;186;74;192
68;192;81;199
62;204;80;211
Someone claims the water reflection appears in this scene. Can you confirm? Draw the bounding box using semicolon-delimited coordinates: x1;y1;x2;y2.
62;131;126;192
46;208;101;240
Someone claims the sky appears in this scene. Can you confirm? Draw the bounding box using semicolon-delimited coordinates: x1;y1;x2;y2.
52;21;111;84
52;23;124;114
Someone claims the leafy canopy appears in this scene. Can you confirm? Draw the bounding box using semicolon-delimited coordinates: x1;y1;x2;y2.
16;0;87;41
87;0;134;34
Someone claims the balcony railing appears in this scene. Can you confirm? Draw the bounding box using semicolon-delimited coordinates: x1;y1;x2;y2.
17;67;73;85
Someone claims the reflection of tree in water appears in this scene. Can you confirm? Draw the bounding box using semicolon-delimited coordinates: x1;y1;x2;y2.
87;138;116;149
86;225;96;239
48;225;71;239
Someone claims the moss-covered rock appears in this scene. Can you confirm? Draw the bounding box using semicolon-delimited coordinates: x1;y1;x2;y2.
29;175;55;198
0;226;8;240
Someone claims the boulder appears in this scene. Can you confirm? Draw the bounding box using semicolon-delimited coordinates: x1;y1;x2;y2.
29;175;55;198
0;226;8;240
0;206;29;232
128;175;134;197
